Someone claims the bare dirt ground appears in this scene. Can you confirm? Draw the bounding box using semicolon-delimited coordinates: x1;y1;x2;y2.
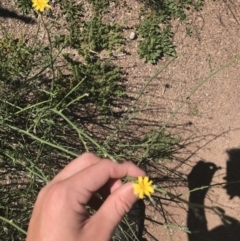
1;0;240;241
125;1;240;240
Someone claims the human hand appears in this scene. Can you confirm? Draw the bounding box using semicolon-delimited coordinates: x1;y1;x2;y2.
26;153;145;241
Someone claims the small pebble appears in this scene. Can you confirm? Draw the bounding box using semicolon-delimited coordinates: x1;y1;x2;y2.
129;32;136;40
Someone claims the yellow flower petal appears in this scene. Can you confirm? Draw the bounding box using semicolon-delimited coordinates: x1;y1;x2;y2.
143;176;149;184
147;186;154;193
132;176;154;199
32;0;51;12
139;191;144;199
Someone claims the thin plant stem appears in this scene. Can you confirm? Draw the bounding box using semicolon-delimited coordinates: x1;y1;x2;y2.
154;187;226;217
0;99;22;110
51;109;117;162
15;100;50;115
7;124;78;157
40;14;55;81
0;216;27;235
4;152;49;183
65;93;89;109
55;77;86;109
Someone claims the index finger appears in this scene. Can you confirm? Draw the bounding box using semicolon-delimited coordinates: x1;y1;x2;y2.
51;153;101;184
65;159;145;205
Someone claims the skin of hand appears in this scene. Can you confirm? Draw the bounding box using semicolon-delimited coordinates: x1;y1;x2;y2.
26;152;145;241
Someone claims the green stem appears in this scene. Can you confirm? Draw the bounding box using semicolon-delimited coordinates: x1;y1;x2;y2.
51;109;117;162
40;14;55;81
15;100;50;115
0;216;27;235
55;77;86;109
0;99;22;110
7;124;78;157
4;152;49;183
154;187;223;214
65;93;89;109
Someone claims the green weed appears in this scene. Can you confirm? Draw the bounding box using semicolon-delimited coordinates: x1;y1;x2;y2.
0;35;34;81
79;16;123;55
137;17;176;64
137;0;205;63
87;0;110;13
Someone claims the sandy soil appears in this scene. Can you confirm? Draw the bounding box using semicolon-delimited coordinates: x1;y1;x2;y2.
1;0;240;241
123;1;240;240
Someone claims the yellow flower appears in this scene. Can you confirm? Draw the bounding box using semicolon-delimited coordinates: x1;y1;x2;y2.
132;176;154;199
32;0;51;12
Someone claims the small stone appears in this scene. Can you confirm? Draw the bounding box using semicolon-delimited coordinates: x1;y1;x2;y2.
129;31;136;40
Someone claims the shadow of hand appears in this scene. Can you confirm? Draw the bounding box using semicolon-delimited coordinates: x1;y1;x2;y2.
188;161;219;199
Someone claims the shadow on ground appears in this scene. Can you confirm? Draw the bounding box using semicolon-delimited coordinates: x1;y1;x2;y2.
0;7;35;24
187;149;240;241
141;128;240;241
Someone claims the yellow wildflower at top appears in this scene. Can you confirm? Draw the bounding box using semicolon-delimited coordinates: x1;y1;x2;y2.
132;176;154;199
32;0;51;12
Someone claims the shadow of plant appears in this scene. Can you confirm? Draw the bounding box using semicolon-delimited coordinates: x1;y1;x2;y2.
0;7;36;23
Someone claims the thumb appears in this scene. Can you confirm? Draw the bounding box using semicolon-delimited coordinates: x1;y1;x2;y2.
87;182;138;240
